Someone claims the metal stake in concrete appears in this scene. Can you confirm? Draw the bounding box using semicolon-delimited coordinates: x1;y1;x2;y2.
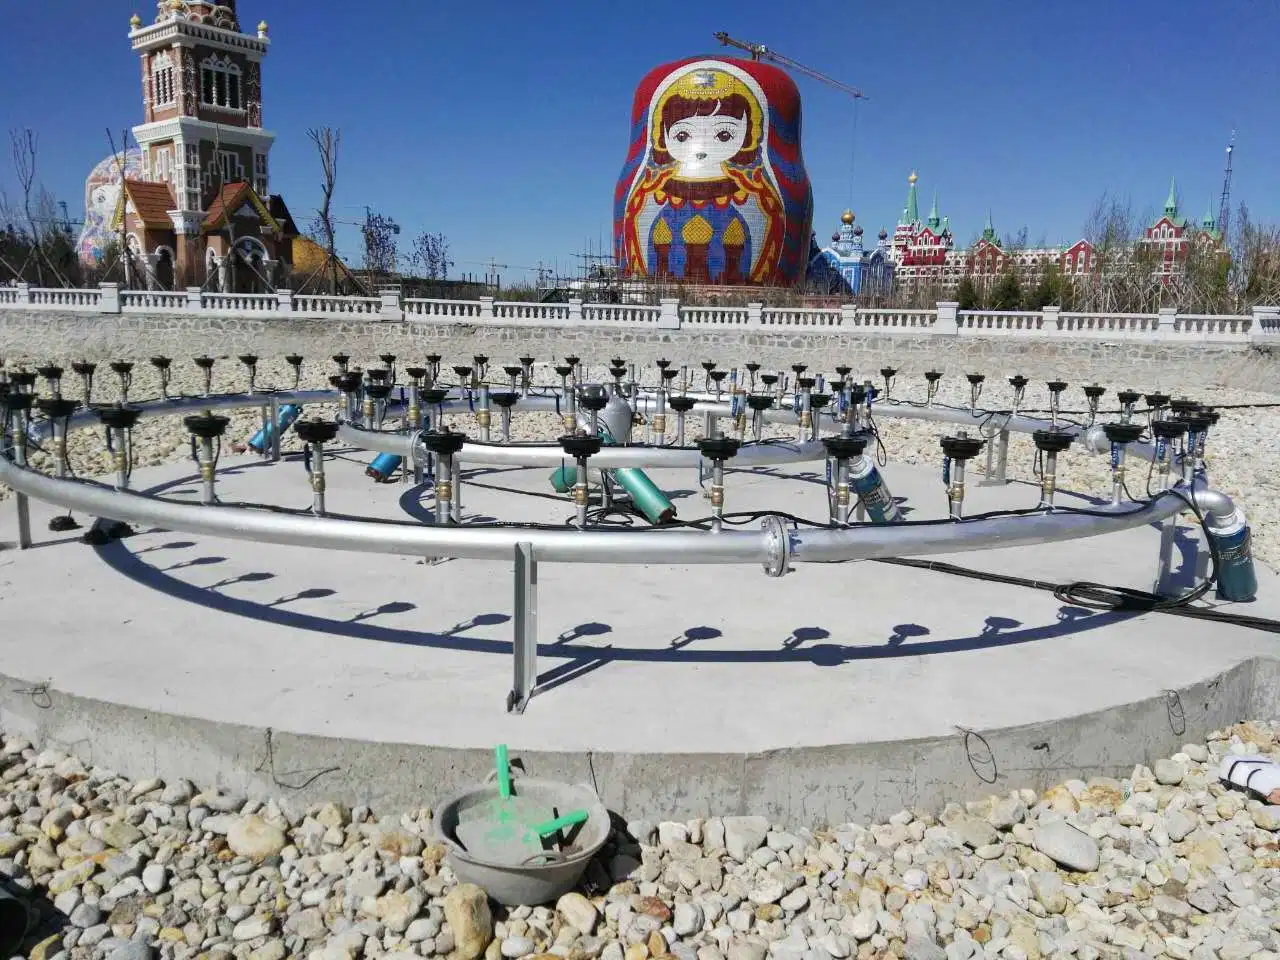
508;541;538;714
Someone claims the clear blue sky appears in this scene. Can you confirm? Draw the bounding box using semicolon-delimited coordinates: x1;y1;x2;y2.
3;1;1276;284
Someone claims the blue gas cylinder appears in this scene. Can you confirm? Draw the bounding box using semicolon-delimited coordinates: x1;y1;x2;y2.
248;403;302;453
849;455;902;524
1210;508;1258;602
367;452;402;483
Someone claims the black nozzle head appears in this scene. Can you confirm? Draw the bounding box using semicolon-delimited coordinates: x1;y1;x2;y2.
71;361;97;376
110;361;134;375
519;355;535;366
364;382;393;400
285;354;304;368
331;353;350;366
1083;385;1106;400
426;353;442;364
1032;428;1074;453
405;366;428;381
708;370;729;383
238;354;259;368
193;356;216;370
880;367;897;380
1144;392;1171;409
1179;412;1213;433
1169;397;1201;416
366;368;391;383
925;370;942;383
503;365;523;378
554;365;574;378
796;377;815;390
610;357;626;368
1151;418;1188;439
1008;375;1028;389
147;356;171;372
472;354;488;366
327;374;344;389
823;433;868;459
337;371;364;394
37;364;64;380
809;393;831;410
760;373;779;387
1116;390;1141;405
668;395;697;413
609;365;628;380
559;433;603;459
1102;422;1144;445
1203;408;1221;426
295;418;339;444
452;365;473;380
36;397;80;418
745;361;761;373
746;394;775;411
1046;380;1068;394
848;384;867;405
660;368;679;381
698;436;740;461
93;404;143;430
701;360;717;372
380;353;397;366
966;373;986;385
836;365;852;377
579;392;609;413
791;363;808;375
421;388;450;406
940;435;984;460
490;391;519;408
3;390;34;411
564;355;580;366
420;428;468;456
183;412;230;438
656;358;672;370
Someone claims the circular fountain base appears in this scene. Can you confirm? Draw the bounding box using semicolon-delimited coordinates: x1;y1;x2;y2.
1;449;1276;825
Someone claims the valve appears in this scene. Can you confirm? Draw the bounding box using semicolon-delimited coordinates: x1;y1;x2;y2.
822;433;868;525
1150;418;1188;487
93;404;142;491
295;418;340;515
420;428;468;525
183;412;230;504
1102;421;1143;504
697;435;740;532
939;434;984;518
559;432;604;529
1032;428;1074;507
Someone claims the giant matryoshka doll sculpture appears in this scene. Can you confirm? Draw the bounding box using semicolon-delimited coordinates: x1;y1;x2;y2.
614;57;813;287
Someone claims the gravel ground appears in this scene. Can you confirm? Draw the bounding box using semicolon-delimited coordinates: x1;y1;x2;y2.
1;354;1277;571
0;723;1276;960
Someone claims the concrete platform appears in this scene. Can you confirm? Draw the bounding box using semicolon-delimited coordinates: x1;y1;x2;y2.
1;442;1277;826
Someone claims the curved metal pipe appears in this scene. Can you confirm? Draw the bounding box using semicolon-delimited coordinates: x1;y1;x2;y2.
335;422;827;469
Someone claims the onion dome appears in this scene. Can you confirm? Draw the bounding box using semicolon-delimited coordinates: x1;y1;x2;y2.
840;210;855;225
853;225;864;236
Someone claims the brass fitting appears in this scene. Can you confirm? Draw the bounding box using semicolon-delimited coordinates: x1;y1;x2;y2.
800;409;812;430
113;450;128;473
562;414;576;432
836;482;850;508
1040;476;1056;499
573;484;589;506
652;413;665;435
311;473;326;493
435;480;452;503
477;409;491;429
362;397;374;421
710;485;724;508
199;462;215;483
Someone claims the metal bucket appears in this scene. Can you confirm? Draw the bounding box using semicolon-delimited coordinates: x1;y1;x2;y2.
434;775;610;906
0;885;33;956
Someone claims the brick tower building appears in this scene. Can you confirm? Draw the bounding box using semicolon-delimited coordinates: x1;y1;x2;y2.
114;0;295;290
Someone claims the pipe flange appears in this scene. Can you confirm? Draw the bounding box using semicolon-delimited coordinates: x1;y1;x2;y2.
761;514;792;579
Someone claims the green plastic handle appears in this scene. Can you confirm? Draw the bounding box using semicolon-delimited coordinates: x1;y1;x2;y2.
531;809;589;837
495;744;511;799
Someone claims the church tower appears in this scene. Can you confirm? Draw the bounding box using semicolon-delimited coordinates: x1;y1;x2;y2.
128;1;273;236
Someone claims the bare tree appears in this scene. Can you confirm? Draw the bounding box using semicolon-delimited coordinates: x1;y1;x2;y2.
361;210;399;283
9;128;69;287
306;126;341;294
410;231;452;281
104;127;142;289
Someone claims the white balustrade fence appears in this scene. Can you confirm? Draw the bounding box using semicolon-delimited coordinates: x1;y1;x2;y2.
1;281;1276;345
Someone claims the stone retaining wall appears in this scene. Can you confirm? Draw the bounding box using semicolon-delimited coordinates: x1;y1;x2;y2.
4;309;1278;392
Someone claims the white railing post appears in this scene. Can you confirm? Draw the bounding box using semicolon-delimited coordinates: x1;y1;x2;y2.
839;304;857;327
479;296;495;320
378;286;403;321
1157;306;1178;339
568;297;583;324
98;282;121;314
1250;305;1280;344
747;301;763;326
185;287;203;311
934;300;959;335
276;288;294;312
658;297;681;330
15;282;31;304
1041;305;1060;333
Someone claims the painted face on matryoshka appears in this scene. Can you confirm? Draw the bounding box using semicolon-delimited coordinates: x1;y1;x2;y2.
664;107;749;179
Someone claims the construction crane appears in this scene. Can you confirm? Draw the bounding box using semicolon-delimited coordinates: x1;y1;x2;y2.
713;32;866;101
1218;132;1235;241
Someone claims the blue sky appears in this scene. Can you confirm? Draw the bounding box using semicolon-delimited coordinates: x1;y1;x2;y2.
3;1;1276;284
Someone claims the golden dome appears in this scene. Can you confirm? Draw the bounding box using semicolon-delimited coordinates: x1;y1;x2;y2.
129;12;142;27
258;20;269;34
907;171;918;184
168;0;183;10
840;210;855;225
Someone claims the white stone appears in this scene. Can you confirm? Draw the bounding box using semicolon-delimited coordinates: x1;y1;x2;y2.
1032;821;1099;872
723;816;770;862
1154;758;1185;785
674;902;704;936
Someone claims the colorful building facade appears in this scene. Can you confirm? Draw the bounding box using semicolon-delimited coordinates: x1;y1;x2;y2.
92;0;296;290
806;211;894;296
